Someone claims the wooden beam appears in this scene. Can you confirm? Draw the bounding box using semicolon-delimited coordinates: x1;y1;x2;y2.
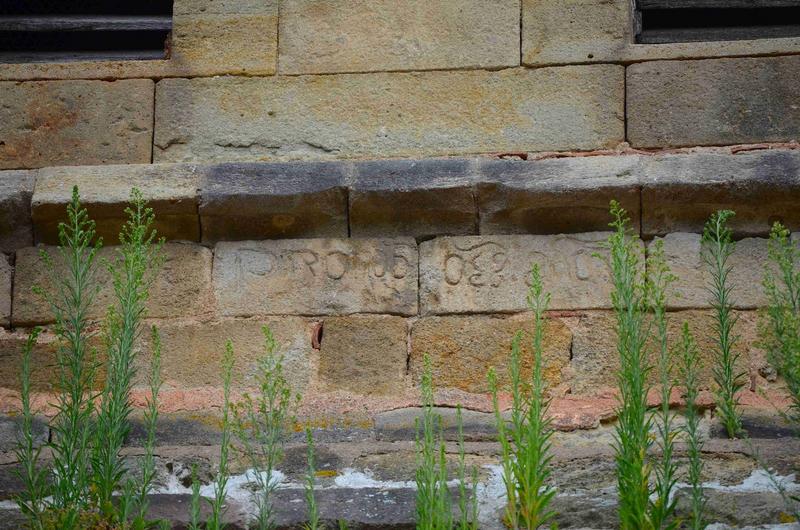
638;24;800;42
639;0;800;8
0;16;172;32
0;50;167;63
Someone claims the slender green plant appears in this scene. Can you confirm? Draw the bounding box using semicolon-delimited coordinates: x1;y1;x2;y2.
92;188;164;521
233;325;297;530
488;263;557;529
14;327;47;530
762;222;800;426
415;353;452;530
304;428;320;530
604;201;653;530
189;464;202;530
679;323;706;530
35;186;102;528
702;210;745;439
455;407;479;530
206;340;236;530
130;326;165;528
646;241;679;529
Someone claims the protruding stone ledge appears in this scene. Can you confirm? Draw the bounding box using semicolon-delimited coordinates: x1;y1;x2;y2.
641;149;800;237
32;164;200;244
419;233;619;314
12;241;213;326
200;161;348;242
213;239;419;317
0;171;34;253
477;155;640;234
349;158;478;238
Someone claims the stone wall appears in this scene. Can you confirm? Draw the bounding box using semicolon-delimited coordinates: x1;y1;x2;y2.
1;1;799;527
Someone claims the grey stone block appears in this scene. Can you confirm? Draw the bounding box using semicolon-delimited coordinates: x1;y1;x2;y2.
0;414;48;452
0;170;34;252
349;158;478;238
375;407;498;442
641;149;800;237
477;155;641;235
200;161;348;242
628;56;800;148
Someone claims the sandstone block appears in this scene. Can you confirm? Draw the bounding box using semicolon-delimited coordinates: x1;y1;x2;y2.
522;0;800;67
641;150;800;237
140;318;312;392
32;164;200;244
410;314;571;394
477;156;642;235
420;233;620;314
13;242;213;326
349;158;478;239
655;233;770;309
213;239;418;317
200;162;348;242
317;315;408;395
153;67;624;163
628;56;800;148
0;80;153;169
278;0;519;74
568;310;760;395
0;171;34;252
0;257;10;327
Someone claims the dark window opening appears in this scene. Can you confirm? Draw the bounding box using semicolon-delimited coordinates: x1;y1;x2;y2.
635;1;800;44
0;0;173;63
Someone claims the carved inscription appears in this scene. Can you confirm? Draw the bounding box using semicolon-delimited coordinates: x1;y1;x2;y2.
215;239;418;316
420;234;618;314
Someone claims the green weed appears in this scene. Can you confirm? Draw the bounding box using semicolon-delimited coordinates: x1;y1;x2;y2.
679;323;706;530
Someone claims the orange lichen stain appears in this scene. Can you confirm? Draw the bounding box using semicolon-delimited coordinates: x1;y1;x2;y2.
314;470;339;478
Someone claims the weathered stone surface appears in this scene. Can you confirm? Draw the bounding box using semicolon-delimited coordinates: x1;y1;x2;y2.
279;0;520;74
349;158;478;238
13;242;213;326
154;67;625;163
200;161;348;242
213;239;418;316
642;149;800;237
654;233;769;309
141;318;313;392
32;163;200;244
675;489;799;527
628;56;800;148
0;171;34;252
0;0;276;80
375;407;498;442
410;314;572;393
568;310;761;395
0;414;48;452
521;0;800;67
318;315;408;395
0;257;10;327
420;233;618;314
477;155;641;235
0;80;154;169
0;329;106;392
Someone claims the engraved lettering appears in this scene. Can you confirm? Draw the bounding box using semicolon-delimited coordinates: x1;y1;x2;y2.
444;253;464;285
325;251;348;280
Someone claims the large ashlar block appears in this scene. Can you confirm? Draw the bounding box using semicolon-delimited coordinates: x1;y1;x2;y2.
349;158;478;239
0;80;154;169
13;242;213;326
410;314;572;394
138;318;313;393
653;233;769;309
522;0;800;66
420;233;621;314
213;239;419;317
200;162;348;242
154;66;625;163
568;310;761;395
32;164;200;244
477;155;642;235
0;170;34;252
628;56;800;148
278;0;520;74
641;150;800;237
317;315;408;395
